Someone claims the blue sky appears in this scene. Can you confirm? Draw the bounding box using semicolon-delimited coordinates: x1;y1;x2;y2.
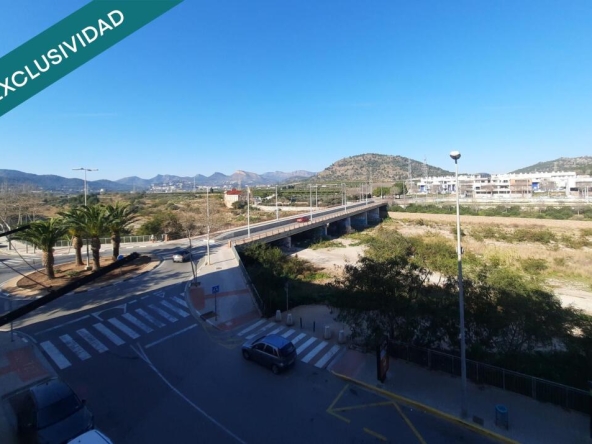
1;1;591;181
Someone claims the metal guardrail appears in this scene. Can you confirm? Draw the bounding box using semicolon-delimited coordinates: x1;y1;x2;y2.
53;235;154;248
389;342;590;414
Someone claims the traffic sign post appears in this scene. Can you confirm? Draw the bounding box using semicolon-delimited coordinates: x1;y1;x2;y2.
212;285;220;320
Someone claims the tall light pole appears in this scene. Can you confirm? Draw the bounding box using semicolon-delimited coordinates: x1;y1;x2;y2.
450;151;468;419
315;184;318;212
276;185;279;220
246;186;251;238
206;186;210;265
73;167;98;270
309;185;313;221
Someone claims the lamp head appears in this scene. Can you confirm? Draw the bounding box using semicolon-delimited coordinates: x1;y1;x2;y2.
449;151;461;161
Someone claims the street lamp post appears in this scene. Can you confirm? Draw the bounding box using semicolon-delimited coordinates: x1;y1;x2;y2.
309;185;313;221
206;186;210;265
315;185;318;212
450;151;468;419
276;185;279;220
72;167;98;270
246;186;251;238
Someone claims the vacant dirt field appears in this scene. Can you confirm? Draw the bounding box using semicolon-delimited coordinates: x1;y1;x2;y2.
290;213;592;314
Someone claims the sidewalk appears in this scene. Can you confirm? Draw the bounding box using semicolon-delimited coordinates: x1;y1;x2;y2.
0;331;57;444
329;348;590;444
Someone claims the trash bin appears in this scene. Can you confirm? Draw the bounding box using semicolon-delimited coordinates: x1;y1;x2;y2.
495;404;509;430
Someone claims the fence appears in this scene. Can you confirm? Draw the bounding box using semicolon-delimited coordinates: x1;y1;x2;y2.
388;342;590;415
53;235;154;248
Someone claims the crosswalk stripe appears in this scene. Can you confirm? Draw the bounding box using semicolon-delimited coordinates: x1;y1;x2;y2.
296;337;317;355
160;300;189;318
281;329;295;338
245;322;274;339
77;329;108;353
290;333;306;345
60;334;91;361
171;296;188;308
135;308;165;328
93;323;125;346
314;344;341;368
108;318;140;339
122;313;153;333
269;326;285;335
149;304;178;323
237;319;266;336
40;341;71;369
301;341;328;363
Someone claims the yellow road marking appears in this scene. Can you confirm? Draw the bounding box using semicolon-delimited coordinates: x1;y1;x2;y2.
333;401;394;412
363;427;387;441
326;383;351;423
393;402;427;444
327;409;351;423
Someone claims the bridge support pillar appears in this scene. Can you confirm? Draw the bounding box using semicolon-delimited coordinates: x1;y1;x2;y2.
368;208;380;223
281;236;292;248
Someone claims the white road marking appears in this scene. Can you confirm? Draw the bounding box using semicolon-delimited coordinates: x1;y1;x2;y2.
296;337;317;355
108;318;140;339
77;328;108;353
93;323;125;346
302;341;329;363
35;315;90;335
290;333;306;345
160;300;189;318
135;308;165;328
281;329;295;338
268;326;285;335
314;344;341;368
145;324;197;349
122;313;153;333
60;334;91;361
149;304;178;323
171;296;188;308
244;322;274;339
237;319;266;336
40;341;71;369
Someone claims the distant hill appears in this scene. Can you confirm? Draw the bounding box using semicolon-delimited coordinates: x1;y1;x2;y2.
510;156;592;175
312;153;453;183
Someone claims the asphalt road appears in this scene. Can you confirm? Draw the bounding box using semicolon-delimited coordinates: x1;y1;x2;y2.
4;240;498;443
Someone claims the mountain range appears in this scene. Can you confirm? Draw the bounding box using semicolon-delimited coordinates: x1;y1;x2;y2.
0;154;589;193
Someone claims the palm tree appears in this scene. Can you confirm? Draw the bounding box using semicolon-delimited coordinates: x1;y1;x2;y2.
104;202;139;261
78;205;108;271
58;207;87;266
13;218;68;279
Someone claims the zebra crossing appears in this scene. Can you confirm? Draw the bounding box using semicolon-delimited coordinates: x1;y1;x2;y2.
236;320;343;369
36;295;191;370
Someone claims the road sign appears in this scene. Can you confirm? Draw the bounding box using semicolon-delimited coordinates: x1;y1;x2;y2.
212;285;220;294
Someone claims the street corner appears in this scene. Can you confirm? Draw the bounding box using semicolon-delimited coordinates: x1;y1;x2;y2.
188;284;206;311
327;347;367;378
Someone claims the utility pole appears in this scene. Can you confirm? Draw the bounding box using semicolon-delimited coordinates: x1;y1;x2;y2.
206;187;210;265
72;167;98;270
276;185;279;220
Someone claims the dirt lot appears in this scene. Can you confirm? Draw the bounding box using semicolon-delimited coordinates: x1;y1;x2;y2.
289;213;592;314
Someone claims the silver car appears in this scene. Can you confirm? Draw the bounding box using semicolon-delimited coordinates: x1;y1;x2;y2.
172;249;191;263
242;334;297;374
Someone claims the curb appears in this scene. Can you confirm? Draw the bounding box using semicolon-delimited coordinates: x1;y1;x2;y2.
331;370;519;444
183;258;222;330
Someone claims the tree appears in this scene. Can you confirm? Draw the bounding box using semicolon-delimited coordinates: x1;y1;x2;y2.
104;202;139;261
78;205;108;271
393;181;408;196
58;207;87;266
13;218;68;279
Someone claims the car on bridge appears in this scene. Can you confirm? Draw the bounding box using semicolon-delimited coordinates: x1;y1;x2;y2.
295;216;310;223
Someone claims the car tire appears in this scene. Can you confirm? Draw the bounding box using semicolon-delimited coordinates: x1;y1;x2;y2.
242;350;251;360
271;364;280;375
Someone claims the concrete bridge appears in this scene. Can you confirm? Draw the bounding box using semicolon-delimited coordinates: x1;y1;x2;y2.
217;200;389;248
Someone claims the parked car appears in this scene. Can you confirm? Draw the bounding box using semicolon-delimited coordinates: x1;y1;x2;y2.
296;216;310;223
68;429;113;444
241;334;297;374
14;378;94;444
172;249;191;263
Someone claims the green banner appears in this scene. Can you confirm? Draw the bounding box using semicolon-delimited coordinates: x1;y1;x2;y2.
0;0;183;117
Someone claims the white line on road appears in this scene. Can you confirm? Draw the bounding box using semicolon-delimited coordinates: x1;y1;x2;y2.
122;313;153;333
132;344;246;444
77;329;108;353
145;324;197;349
269;326;285;335
135;308;165;328
296;337;317;355
40;340;71;369
149;304;178;323
244;322;274;339
302;341;328;363
108;318;140;339
237;319;266;336
93;323;125;346
281;329;295;338
314;344;341;368
35;315;91;335
60;334;91;361
160;300;189;318
290;333;306;345
171;296;188;308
